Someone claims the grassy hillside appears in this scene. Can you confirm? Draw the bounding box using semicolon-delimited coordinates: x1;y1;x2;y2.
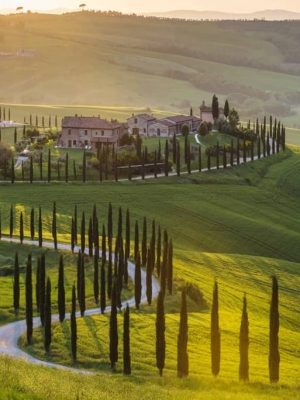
0;148;299;398
1;13;300;126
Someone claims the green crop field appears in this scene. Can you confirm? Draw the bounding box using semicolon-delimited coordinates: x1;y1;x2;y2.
0;146;298;399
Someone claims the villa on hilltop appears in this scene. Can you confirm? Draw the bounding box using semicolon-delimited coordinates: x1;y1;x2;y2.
127;113;201;137
59;116;127;149
128;101;224;137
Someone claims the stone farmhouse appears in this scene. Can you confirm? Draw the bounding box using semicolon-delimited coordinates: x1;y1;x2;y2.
59;116;127;149
128;114;201;137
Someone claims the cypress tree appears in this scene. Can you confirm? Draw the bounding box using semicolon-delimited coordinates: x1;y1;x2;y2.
237;139;240;165
269;276;280;383
71;217;75;253
29;156;33;183
142;217;147;266
123;304;131;375
156;290;166;376
109;279;118;370
117;206;123;249
73;160;77;180
65;152;69;183
207;151;211;171
9;205;13;238
39;152;43;181
14;127;17;144
30;208;35;240
108;203;113;254
124;209;130;285
19;212;24;244
164;140;169;177
257;137;261;159
134;220;139;261
134;251;142;309
82;150;86;182
216;142;220;170
239;295;249;382
156;225;161;276
79;254;86;317
223;146;227;169
11;158;15;184
58;255;65;323
177;288;189;378
44;277;52;353
230;140;234;167
158;140;162;162
211;281;221;376
74;205;78;244
88;217;93;257
100;259;106;314
146;247;152;305
198;145;202;172
39;253;46;326
70;285;77;361
36;258;41;311
160;231;168;296
77;251;82;304
25;254;33;345
167;239;173;295
13;252;20;315
47;149;51;183
107;245;113;300
186;143;191;174
81;212;85;253
176;142;181;176
150;219;156;272
52;202;57;250
38;206;43;247
243;139;247;163
93;253;99;304
172;133;177;163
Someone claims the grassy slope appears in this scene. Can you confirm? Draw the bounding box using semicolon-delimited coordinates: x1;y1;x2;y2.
0;148;298;398
1;14;300;126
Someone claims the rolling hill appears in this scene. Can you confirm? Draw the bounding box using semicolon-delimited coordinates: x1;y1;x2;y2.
146;9;300;21
1;12;300;129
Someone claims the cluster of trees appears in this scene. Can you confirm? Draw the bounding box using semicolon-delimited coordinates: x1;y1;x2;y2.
13;239;281;382
9;202;175;373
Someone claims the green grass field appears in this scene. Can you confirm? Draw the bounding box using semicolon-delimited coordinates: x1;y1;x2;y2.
0;146;298;398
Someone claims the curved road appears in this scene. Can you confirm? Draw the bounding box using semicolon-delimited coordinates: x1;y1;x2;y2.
0;237;160;374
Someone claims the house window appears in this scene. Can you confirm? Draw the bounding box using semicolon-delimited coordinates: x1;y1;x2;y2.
144;128;146;133
84;140;88;146
134;118;138;124
101;131;104;136
68;129;71;135
157;128;161;136
73;140;77;145
85;130;88;135
68;140;72;147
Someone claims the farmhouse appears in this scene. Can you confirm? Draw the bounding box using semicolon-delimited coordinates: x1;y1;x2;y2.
200;101;224;124
128;113;201;137
148;115;201;137
127;113;157;136
60;116;127;149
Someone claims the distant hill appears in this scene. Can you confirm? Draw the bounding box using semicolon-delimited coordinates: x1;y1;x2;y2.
0;12;300;127
146;9;300;21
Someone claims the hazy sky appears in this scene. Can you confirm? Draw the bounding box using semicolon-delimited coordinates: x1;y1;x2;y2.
1;0;300;13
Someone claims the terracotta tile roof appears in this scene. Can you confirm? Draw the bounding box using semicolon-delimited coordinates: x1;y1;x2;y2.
62;116;121;130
